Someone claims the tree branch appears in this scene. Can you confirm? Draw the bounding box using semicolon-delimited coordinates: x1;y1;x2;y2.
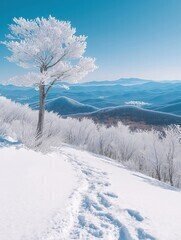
46;52;67;69
45;78;58;96
45;69;71;96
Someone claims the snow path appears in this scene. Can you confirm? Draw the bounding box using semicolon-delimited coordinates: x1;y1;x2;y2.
42;146;157;240
0;145;181;239
45;146;181;240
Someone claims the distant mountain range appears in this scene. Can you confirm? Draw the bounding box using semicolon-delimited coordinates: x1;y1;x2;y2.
0;78;181;126
79;78;150;86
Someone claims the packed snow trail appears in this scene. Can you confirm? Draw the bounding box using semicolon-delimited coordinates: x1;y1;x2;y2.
50;147;157;240
0;144;181;239
51;146;181;240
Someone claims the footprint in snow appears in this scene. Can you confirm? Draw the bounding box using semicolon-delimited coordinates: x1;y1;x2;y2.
82;196;103;212
78;215;103;238
104;192;118;199
137;228;156;240
95;180;110;187
98;193;112;208
88;223;103;238
126;209;144;222
82;169;93;176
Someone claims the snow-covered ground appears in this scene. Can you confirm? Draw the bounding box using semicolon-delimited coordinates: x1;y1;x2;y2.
0;145;181;240
0;147;77;240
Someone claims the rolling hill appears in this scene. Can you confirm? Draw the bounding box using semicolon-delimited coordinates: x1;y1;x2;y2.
155;99;181;115
45;96;98;115
72;105;181;127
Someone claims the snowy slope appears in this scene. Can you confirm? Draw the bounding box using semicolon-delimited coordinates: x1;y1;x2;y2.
0;145;181;240
0;147;77;240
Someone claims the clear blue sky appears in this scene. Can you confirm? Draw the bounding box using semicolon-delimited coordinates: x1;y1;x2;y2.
1;0;181;81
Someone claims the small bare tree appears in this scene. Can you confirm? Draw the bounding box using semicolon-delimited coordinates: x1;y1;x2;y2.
3;16;96;138
164;127;179;186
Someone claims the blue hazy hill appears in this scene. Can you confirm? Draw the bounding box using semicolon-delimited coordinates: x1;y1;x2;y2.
45;96;98;115
73;106;181;126
153;97;181;115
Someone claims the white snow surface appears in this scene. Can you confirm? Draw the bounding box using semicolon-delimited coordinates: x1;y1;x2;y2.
0;147;77;240
0;145;181;240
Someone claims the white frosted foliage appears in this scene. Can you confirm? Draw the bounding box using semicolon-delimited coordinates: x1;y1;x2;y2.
3;16;97;87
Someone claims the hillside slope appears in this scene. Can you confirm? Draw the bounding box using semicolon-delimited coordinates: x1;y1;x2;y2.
155;100;181;115
73;105;181;126
45;96;98;115
0;143;181;240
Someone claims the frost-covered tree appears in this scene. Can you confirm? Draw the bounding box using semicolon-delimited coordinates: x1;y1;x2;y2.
3;16;97;137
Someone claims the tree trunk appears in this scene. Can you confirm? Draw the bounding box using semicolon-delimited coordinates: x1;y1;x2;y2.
169;169;174;186
36;84;45;139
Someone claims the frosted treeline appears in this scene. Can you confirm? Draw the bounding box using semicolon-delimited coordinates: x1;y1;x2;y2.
0;96;180;188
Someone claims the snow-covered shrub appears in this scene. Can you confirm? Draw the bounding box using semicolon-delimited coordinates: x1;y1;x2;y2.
0;96;180;187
